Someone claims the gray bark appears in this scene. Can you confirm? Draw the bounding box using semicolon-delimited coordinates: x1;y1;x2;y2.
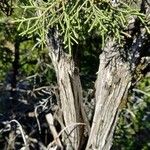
86;39;132;150
46;20;149;149
47;29;149;149
47;28;89;149
86;31;150;149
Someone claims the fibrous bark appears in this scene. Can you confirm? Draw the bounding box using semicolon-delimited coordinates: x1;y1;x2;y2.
86;39;132;150
46;1;150;148
47;26;150;149
47;28;89;149
86;31;150;149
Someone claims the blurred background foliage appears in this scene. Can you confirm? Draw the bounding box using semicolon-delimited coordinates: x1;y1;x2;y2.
112;77;150;150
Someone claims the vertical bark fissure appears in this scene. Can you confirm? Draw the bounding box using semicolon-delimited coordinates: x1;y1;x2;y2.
58;59;86;149
103;109;120;150
102;81;131;150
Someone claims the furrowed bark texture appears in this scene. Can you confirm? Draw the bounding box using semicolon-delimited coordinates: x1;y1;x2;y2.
86;40;132;150
46;25;149;149
47;28;89;149
86;31;150;149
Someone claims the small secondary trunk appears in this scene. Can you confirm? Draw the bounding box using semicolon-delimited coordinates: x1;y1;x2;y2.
86;40;132;150
53;57;85;149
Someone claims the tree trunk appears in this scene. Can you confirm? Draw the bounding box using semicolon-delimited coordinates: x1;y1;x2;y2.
86;39;132;150
47;28;89;149
47;27;149;149
86;30;150;149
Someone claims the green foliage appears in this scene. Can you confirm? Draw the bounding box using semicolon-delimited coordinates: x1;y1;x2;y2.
0;15;55;84
14;0;150;54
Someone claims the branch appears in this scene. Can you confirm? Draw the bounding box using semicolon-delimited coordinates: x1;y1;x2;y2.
46;113;63;149
47;121;86;149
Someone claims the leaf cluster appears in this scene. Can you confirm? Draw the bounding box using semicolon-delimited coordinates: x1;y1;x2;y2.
14;0;150;53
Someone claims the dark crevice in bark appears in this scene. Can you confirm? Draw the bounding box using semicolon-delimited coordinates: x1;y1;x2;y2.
47;28;63;62
123;0;148;63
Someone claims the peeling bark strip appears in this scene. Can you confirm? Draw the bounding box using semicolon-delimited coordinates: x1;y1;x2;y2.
86;40;132;150
47;28;89;149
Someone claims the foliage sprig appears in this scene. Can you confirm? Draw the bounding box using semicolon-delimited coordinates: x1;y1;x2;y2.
14;0;150;53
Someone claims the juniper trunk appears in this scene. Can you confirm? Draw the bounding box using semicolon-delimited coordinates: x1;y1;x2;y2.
47;27;149;149
86;33;150;149
86;40;132;150
47;28;89;149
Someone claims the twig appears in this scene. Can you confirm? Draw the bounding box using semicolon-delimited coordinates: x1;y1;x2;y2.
34;95;52;133
47;122;86;149
9;119;27;146
133;88;150;97
34;105;42;134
